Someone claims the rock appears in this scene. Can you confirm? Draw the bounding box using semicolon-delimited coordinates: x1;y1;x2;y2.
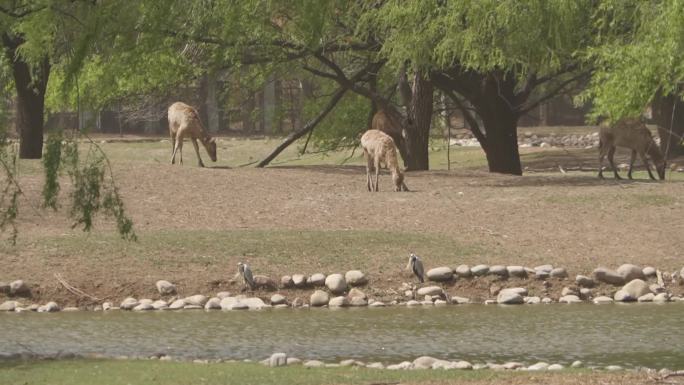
605;365;623;371
231;302;249;310
416;286;443;296
571;360;583;368
642;267;656;278
303;360;325;368
169;299;186;309
575;275;595;288
184;305;202;310
541;297;553;304
349;297;368;307
503;362;524;370
593;268;625;285
270;294;286;305
62;307;79;312
653;293;669;303
133;303;154;311
366;362;384;369
102;302;113;311
525;296;541;304
527;362;550;371
347;288;366;300
308;273;326;286
0;282;9;294
292;274;307;287
38;302;60;312
216;292;232;299
155;280;176;295
497;289;524;305
550;268;568;279
507;266;527;278
310;290;330;307
0;301;17;311
204;298;221;310
149;300;167;310
471;264;489;276
650;284;666;294
253;275;276;290
614;290;634;302
489;265;508;277
120;298;138;310
638;293;655;302
269;353;287;367
621;279;651;298
286;357;301;365
387;361;414;370
561;287;578;297
184;295;208;307
559;295;582;304
548;364;564;371
617;264;644;281
9;280;30;296
535;271;550;280
535;265;553;273
280;276;294;288
406;300;421;306
427;267;454;282
452;296;470;304
369;301;385;307
593;296;613;304
242;297;267;310
328;296;348;307
455;265;472;277
579;288;592;300
413;356;438;369
345;270;367;286
324;274;347;294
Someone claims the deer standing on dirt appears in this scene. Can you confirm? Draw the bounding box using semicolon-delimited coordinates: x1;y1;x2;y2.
598;118;666;180
168;102;217;167
361;129;409;192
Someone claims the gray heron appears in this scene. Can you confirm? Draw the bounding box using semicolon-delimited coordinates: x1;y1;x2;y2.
237;262;256;290
406;253;424;283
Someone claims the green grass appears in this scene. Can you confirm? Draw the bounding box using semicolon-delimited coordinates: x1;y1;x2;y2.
0;359;610;385
2;229;485;273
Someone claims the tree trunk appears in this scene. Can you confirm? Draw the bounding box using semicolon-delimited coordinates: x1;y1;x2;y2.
652;91;684;158
480;111;522;175
4;35;50;159
405;72;433;170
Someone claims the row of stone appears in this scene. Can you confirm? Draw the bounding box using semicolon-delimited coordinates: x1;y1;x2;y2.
422;264;568;282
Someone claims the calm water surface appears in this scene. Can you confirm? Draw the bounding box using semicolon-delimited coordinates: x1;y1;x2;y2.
1;304;683;368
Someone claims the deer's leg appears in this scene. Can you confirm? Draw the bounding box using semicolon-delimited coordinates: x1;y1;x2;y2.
364;151;373;192
170;133;176;164
191;138;205;167
374;158;381;192
639;151;656;180
607;146;621;179
171;134;183;165
598;143;607;179
627;150;637;180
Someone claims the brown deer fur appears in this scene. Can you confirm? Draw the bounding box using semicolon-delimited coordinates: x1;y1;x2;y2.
361;129;408;192
168;102;217;167
598;118;666;180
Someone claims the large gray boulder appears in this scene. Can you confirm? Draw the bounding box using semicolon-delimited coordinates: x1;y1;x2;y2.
9;280;30;296
617;264;644;281
593;267;625;285
253;275;276;290
310;290;330;307
0;301;17;311
38;301;60;312
155;280;176;295
280;276;294;288
270;294;286;306
550;268;568;279
614;290;635;302
184;295;208;307
0;282;9;294
416;286;443;296
169;299;186;309
242;297;268;310
413;356;438;369
427;267;454;282
471;265;489;276
489;265;508;277
325;274;347;294
455;265;472;277
642;266;656;278
575;275;595;288
307;273;326;287
345;270;367;286
328;296;348;307
497;288;525;304
507;266;527;278
292;274;307;287
204;298;221;310
620;279;651;299
269;353;288;367
119;297;138;310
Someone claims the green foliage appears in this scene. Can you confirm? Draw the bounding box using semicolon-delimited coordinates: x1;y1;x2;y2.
581;0;684;122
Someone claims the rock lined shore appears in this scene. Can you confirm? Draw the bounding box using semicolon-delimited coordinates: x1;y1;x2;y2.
1;264;683;312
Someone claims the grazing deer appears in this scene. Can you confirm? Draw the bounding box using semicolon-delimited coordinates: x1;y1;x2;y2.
361;129;409;192
598;118;666;180
168;102;217;167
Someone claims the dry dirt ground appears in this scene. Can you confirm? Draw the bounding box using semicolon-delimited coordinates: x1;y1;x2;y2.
1;138;683;306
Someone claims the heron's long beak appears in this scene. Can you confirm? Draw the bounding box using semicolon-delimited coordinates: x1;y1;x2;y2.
406;260;412;270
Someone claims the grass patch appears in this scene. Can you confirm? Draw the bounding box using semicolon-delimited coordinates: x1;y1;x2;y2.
2;229;484;273
0;359;637;385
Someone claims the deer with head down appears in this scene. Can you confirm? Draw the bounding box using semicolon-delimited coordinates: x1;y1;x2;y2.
598;118;666;180
361;128;409;192
168;102;217;167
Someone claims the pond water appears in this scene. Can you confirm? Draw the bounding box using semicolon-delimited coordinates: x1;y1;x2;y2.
1;303;683;369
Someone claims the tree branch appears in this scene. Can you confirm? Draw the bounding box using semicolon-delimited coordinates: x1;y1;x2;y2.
518;70;592;114
443;90;487;148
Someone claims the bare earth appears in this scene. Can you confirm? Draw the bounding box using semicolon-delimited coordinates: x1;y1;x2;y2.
1;140;683;305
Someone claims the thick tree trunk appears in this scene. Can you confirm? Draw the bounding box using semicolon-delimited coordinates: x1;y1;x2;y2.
4;35;50;159
652;91;684;158
405;72;432;171
481;111;522;175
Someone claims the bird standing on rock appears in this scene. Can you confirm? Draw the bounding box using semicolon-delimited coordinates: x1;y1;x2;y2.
237;262;256;290
406;253;424;283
